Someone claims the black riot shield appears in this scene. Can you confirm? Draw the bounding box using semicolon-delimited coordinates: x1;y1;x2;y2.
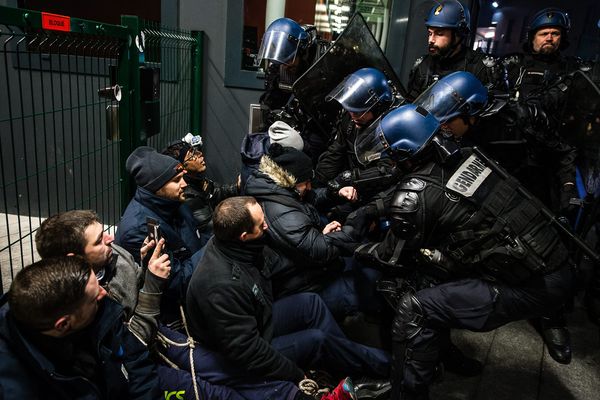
560;70;600;195
292;13;407;138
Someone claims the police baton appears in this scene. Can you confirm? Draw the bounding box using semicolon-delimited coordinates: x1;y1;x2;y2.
472;146;600;264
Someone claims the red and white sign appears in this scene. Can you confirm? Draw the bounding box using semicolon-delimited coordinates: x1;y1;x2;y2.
41;12;71;32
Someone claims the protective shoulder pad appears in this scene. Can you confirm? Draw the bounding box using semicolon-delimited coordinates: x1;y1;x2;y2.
391;190;420;213
399;177;426;192
501;53;522;67
413;56;424;69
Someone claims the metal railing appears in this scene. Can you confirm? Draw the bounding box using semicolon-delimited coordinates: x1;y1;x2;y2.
0;6;204;294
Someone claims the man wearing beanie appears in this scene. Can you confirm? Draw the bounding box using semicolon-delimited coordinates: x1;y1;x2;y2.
162;133;239;236
116;146;205;323
244;143;371;320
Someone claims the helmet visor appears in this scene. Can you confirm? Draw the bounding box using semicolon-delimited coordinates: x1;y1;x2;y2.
258;30;300;65
414;80;464;123
354;119;389;166
326;74;379;117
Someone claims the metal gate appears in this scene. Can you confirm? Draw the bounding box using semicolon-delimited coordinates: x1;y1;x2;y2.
0;6;204;293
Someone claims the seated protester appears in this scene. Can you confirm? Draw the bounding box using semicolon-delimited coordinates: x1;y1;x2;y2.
185;196;390;399
316;68;400;203
35;210;169;343
116;146;204;323
244;144;374;318
241;120;304;190
0;257;160;399
163;133;239;235
34;210;248;400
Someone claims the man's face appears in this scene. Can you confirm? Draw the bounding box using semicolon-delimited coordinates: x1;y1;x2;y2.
156;171;188;202
183;148;206;173
83;222;114;270
295;180;312;199
243;202;268;241
68;272;108;332
532;27;561;54
349;111;375;128
428;27;455;57
442;116;476;138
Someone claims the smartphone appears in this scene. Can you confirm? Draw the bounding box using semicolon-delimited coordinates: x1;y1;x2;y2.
146;217;162;243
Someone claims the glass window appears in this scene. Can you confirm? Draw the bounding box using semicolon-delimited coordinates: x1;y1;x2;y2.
226;0;393;88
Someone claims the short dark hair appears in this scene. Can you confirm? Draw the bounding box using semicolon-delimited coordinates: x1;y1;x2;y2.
162;141;190;163
9;257;92;331
36;210;101;258
213;196;258;241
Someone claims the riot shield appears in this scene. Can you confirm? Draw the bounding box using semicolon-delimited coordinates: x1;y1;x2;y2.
292;13;406;138
559;70;600;195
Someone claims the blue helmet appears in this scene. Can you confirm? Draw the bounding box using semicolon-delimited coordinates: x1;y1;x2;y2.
326;68;393;116
355;104;440;164
414;71;488;123
425;0;470;33
527;8;570;49
258;18;311;65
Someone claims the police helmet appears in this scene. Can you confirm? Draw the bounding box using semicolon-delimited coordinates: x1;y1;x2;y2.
355;104;440;165
326;68;393;117
527;8;570;49
414;71;488;123
425;0;470;34
258;18;311;65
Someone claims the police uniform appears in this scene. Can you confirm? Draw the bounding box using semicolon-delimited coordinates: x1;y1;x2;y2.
407;48;505;100
363;148;574;399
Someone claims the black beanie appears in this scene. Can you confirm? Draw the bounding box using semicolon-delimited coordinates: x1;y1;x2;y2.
126;146;181;193
268;143;314;182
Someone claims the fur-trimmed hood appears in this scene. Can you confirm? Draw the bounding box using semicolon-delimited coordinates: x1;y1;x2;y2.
258;155;297;189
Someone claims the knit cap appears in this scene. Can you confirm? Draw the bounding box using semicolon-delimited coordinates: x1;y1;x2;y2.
126;146;181;193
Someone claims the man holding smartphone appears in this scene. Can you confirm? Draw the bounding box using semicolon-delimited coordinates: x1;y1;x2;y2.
116;146;206;324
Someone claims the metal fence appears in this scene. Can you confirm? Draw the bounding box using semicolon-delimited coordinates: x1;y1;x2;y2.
0;6;203;294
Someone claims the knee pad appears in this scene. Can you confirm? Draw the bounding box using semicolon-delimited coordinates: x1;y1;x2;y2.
392;292;425;342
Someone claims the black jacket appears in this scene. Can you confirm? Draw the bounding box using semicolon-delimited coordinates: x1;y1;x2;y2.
244;155;364;298
316;112;397;199
183;172;239;230
185;237;304;383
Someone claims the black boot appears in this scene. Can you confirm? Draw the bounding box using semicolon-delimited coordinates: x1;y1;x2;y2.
540;317;572;365
354;378;391;400
440;342;483;377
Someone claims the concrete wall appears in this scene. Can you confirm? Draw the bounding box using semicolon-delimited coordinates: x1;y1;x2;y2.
179;0;260;183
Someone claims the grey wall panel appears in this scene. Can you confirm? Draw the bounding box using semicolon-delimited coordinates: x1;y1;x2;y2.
179;0;261;182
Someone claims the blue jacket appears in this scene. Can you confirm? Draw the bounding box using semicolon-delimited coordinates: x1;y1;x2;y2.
115;187;206;321
240;132;270;191
0;296;159;400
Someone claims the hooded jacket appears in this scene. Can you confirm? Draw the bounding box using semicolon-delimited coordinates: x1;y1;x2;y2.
0;296;159;400
244;156;363;298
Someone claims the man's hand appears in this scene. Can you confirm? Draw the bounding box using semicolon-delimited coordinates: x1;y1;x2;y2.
140;236;153;262
148;238;171;279
338;186;358;202
323;221;342;234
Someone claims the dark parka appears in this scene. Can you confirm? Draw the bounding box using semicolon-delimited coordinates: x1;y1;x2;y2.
185;237;305;383
244;155;364;298
0;297;159;400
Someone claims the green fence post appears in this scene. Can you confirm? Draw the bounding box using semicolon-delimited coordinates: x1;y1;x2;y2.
190;31;204;135
118;15;143;209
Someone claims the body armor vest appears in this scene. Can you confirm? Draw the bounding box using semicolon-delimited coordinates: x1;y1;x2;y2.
410;150;568;284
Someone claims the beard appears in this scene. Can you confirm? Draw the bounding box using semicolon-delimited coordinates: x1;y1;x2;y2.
428;44;452;58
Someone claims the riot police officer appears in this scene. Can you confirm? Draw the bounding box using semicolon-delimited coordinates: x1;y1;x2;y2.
257;17;331;163
406;0;505;100
316;67;400;202
354;88;574;399
498;8;583;363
